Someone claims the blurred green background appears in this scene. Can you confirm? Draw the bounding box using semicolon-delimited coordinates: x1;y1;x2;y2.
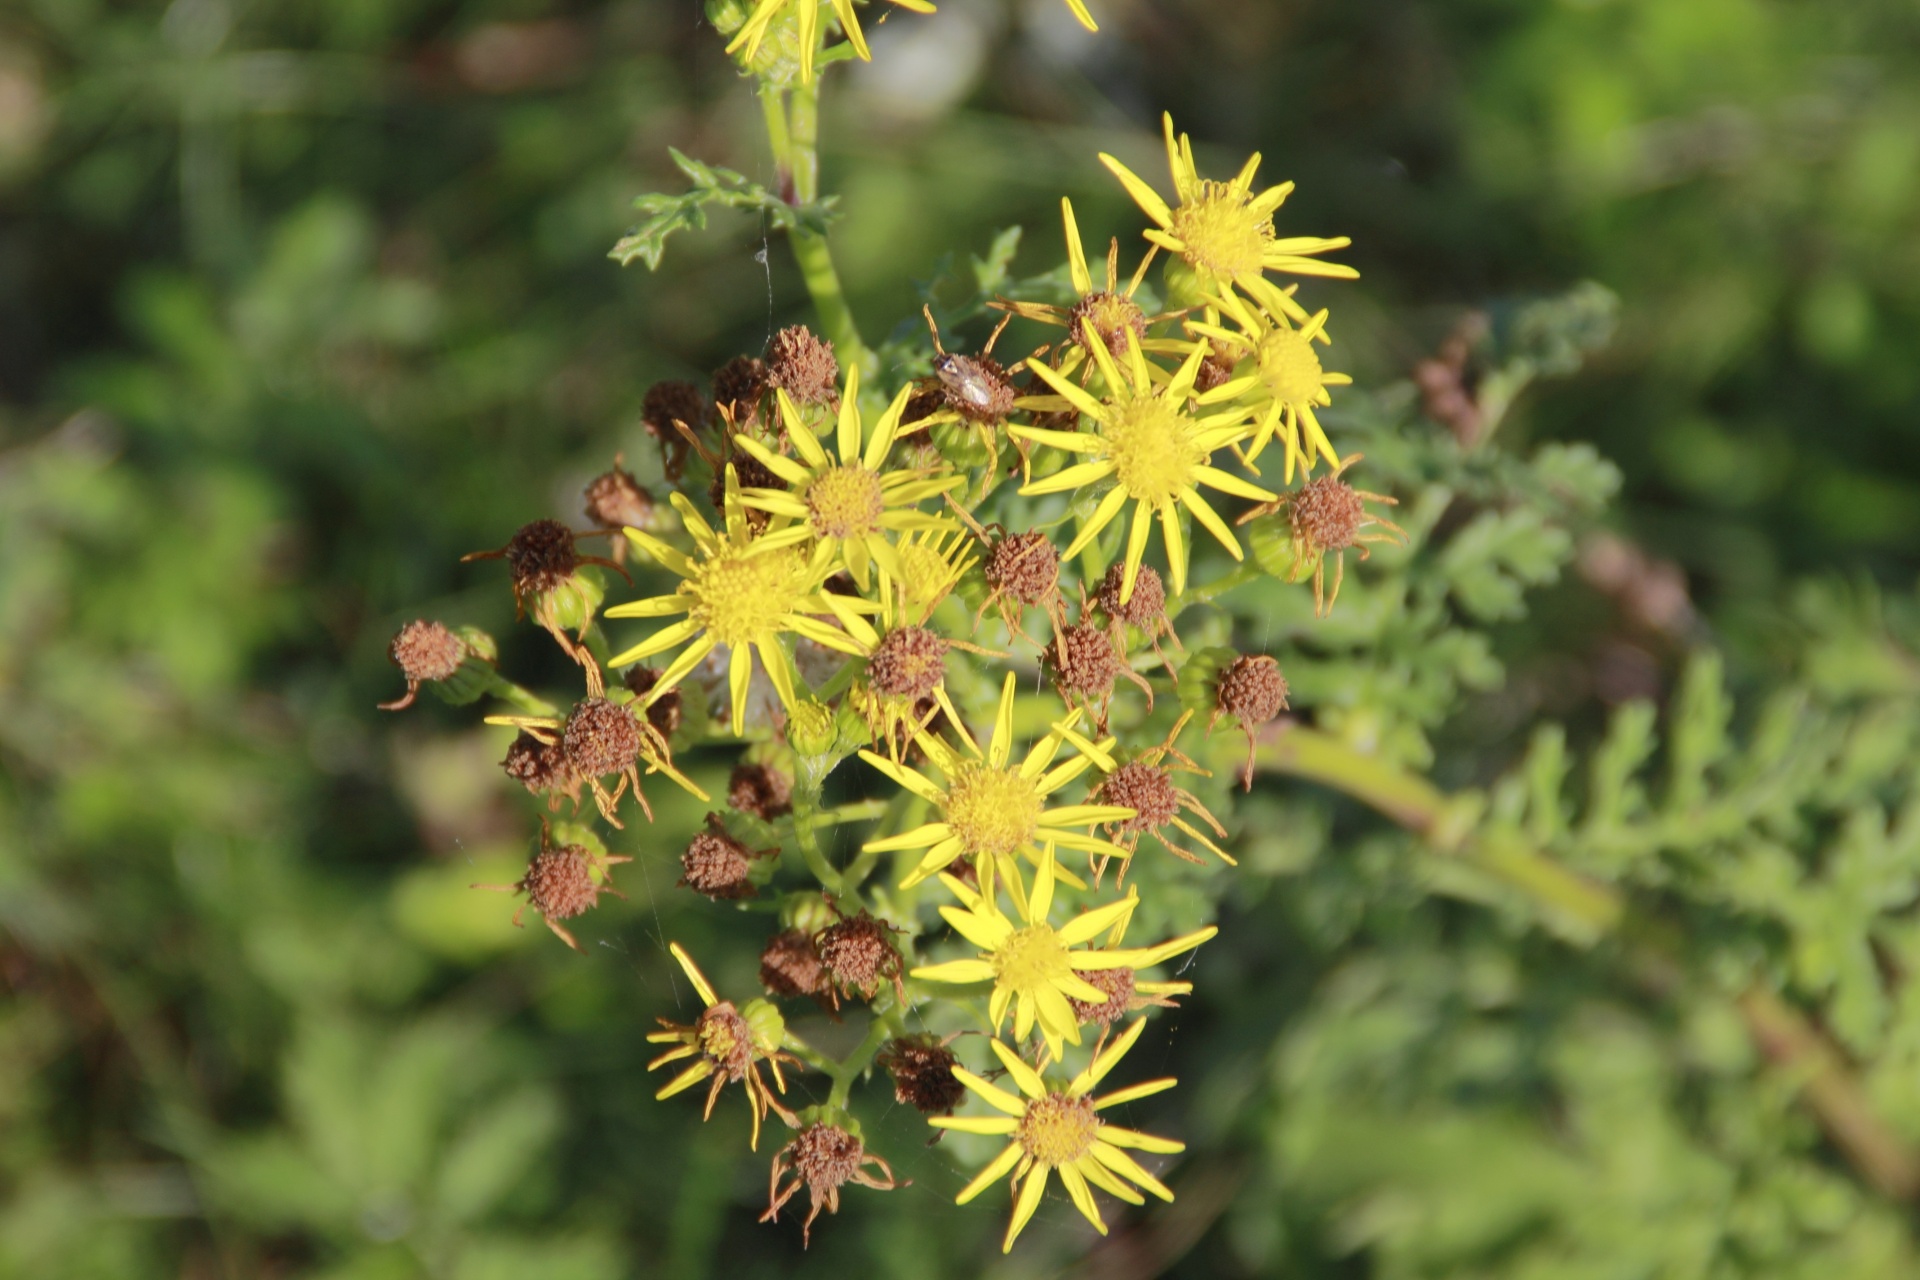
4;0;1919;1276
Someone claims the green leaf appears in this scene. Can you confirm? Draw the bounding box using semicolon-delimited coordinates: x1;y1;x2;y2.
609;148;838;271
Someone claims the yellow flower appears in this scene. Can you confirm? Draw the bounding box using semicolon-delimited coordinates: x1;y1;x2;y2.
1100;113;1355;293
858;672;1136;888
647;943;800;1150
605;473;873;733
733;365;961;592
912;846;1217;1060
1014;329;1275;604
1188;283;1351;482
727;0;937;86
930;1018;1187;1251
994;198;1173;377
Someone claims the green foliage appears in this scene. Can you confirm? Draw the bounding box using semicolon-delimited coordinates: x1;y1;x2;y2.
611;149;837;271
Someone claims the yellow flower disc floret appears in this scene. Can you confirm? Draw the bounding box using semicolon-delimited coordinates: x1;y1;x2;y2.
992;923;1073;993
1018;1092;1099;1165
694;544;808;648
1167;180;1274;282
807;465;887;539
1105;396;1203;507
946;763;1043;859
1259;327;1324;404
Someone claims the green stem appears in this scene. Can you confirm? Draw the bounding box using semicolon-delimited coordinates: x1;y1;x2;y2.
1175;561;1262;613
827;1012;898;1109
761;79;869;369
487;674;559;717
789;780;847;899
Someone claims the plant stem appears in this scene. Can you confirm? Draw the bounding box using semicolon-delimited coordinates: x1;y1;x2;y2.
828;1010;899;1109
759;81;869;369
789;779;847;899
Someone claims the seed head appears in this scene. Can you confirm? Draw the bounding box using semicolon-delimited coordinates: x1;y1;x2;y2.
985;530;1058;606
381;620;467;710
502;731;569;794
767;325;839;406
502;519;580;599
1290;473;1368;552
623;665;683;736
866;626;948;701
519;843;603;921
1068;290;1149;360
815;909;905;1005
713;355;770;426
680;813;767;901
583;464;654;531
1100;761;1181;835
1066;965;1136;1027
1095;562;1166;630
1049;620;1124;700
760;929;829;1001
878;1036;966;1115
562;697;642;780
762;1123;897;1247
729;761;794;821
1217;654;1288;727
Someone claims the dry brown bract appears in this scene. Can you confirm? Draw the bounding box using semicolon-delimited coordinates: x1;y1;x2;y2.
501;730;571;796
1048;593;1153;729
1235;454;1406;617
474;822;630;951
760;1123;899;1248
1094;560;1181;676
1209;653;1289;789
1066;965;1181;1029
379;619;467;711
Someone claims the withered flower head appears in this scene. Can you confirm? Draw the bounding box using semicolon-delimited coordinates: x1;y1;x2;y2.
680;813;773;901
713;354;770;425
814;908;907;1007
760;929;829;1002
562;697;642;780
866;625;948;701
502;731;569;795
760;1122;898;1247
767;325;839;406
1211;653;1289;790
624;665;683;736
584;464;654;531
380;619;467;711
877;1035;965;1115
729;761;794;821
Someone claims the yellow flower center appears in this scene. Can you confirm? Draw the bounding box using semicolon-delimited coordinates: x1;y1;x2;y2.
1069;291;1147;358
807;465;886;540
1017;1092;1099;1166
991;923;1071;991
693;543;804;648
944;762;1041;858
1168;180;1274;281
1106;396;1203;508
1258;327;1324;405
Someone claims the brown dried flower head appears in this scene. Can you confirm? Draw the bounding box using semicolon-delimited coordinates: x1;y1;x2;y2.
713;354;770;426
562;697;642;780
501;518;579;598
1238;454;1406;616
866;625;948;701
1099;761;1182;836
1211;653;1289;790
475;824;629;951
1048;611;1150;724
642;380;709;480
760;929;829;1002
583;463;654;532
767;325;839;406
1092;710;1233;870
1069;289;1150;360
730;761;794;821
877;1035;966;1115
761;1122;898;1247
985;530;1058;607
380;619;467;710
1096;561;1166;631
680;813;773;901
502;730;569;795
814;908;907;1007
624;665;683;736
1067;965;1137;1027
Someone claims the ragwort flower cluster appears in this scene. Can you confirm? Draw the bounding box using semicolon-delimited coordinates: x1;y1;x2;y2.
382;0;1406;1255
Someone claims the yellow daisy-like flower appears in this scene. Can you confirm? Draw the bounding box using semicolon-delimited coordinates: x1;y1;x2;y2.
1014;328;1276;604
930;1018;1186;1252
1100;113;1356;293
734;366;961;593
995;198;1170;376
605;474;872;733
912;847;1218;1060
858;671;1136;888
1189;283;1352;481
646;943;800;1151
727;0;937;86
